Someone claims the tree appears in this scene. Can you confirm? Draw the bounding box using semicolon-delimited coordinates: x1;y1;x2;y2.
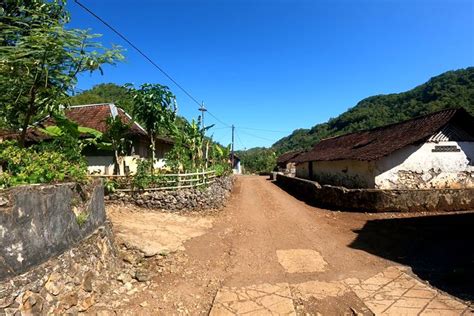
237;147;276;174
127;83;177;169
103;116;132;175
70;83;134;113
0;0;123;146
165;116;215;172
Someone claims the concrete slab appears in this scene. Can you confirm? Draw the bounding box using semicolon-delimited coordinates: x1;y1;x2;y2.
276;249;327;273
210;283;296;316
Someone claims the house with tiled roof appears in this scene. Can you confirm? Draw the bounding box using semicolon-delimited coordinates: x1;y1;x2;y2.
1;104;174;175
276;150;303;175
294;108;474;189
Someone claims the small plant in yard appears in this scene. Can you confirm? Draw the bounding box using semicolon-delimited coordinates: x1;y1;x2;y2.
104;179;118;194
76;211;89;227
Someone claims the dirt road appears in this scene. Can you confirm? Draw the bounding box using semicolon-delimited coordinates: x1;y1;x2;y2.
102;176;474;315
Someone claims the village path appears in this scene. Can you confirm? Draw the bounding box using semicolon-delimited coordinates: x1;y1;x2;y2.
101;176;474;315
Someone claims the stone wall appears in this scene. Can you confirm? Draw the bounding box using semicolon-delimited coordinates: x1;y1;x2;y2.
0;180;106;281
0;224;118;314
107;176;234;211
276;174;474;213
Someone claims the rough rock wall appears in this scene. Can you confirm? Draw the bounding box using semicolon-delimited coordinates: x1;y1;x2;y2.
0;180;106;281
107;176;234;211
276;174;474;213
0;224;118;315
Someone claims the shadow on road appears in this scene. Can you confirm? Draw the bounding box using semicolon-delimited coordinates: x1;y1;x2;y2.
349;212;474;302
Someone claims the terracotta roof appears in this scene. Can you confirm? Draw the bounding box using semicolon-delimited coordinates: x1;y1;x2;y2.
295;108;474;163
2;104;174;144
277;150;303;166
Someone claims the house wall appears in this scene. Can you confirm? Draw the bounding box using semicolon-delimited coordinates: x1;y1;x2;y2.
312;160;377;188
86;155;114;175
295;162;310;178
375;141;474;189
85;139;173;175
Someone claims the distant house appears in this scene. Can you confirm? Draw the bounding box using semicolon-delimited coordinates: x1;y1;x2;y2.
1;103;174;175
294;108;474;189
230;154;242;174
276;150;303;176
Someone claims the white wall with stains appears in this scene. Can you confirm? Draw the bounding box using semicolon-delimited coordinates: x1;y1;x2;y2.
312;160;377;188
375;141;474;189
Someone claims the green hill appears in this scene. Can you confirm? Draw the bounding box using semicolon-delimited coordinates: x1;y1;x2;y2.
272;67;474;154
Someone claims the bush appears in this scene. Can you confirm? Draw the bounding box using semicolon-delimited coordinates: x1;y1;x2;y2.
213;163;231;177
132;159;153;190
0;141;87;189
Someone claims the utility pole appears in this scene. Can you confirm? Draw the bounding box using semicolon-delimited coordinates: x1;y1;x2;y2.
231;124;235;169
198;102;207;132
198;102;208;167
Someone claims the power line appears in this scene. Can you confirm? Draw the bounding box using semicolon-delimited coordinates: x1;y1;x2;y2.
237;126;292;133
235;130;245;149
211;126;232;130
74;1;289;143
74;0;202;106
238;129;276;142
206;110;232;128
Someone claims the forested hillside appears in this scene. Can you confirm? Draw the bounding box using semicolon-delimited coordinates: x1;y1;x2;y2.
70;83;134;113
272;67;474;154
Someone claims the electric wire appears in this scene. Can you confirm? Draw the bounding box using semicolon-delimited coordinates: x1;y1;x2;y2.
74;0;291;142
75;0;201;107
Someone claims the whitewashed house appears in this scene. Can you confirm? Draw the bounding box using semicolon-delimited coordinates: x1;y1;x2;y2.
294;108;474;189
1;104;174;175
276;150;303;176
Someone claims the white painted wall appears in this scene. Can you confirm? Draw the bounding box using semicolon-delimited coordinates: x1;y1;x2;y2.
375;141;474;189
86;156;114;175
312;160;377;188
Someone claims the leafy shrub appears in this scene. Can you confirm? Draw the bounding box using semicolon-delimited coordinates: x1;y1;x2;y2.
104;179;118;194
213;163;231;177
132;159;153;190
0;141;87;189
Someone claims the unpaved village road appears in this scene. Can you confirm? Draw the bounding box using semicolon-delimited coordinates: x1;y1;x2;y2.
100;176;474;315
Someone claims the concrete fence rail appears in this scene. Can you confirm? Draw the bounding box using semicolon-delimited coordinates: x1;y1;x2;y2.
276;174;474;213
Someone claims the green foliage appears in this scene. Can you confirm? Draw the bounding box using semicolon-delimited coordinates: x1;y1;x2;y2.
126;83;177;166
0;141;87;189
104;179;118;194
237;147;277;174
38;113;104;162
164;115;216;172
0;0;123;145
213;163;231;177
70;83;134;112
132;159;153;190
75;211;89;227
103;116;132;175
272;67;474;154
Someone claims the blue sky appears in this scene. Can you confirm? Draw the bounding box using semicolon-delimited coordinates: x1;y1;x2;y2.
68;0;474;150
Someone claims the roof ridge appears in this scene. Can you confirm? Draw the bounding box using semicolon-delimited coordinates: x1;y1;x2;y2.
317;107;463;143
69;103;112;108
296;107;471;163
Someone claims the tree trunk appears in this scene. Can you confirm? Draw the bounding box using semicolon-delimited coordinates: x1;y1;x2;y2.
150;134;155;173
113;149;121;175
19;88;36;148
